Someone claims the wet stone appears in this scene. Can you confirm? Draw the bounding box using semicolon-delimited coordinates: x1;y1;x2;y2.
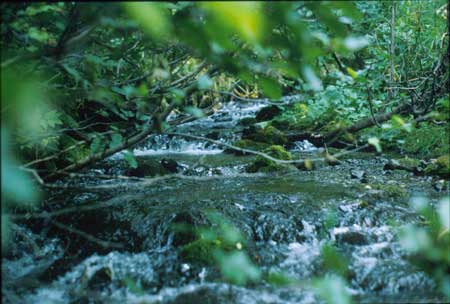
253;213;304;243
87;267;112;290
335;230;368;246
255;105;281;122
160;158;181;173
351;170;366;180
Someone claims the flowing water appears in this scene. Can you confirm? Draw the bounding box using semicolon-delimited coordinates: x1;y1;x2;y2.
2;99;448;303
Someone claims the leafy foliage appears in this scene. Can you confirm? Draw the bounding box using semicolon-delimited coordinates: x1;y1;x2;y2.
400;196;450;299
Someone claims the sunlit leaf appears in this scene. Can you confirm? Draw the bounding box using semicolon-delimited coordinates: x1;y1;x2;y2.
1;129;38;207
314;275;352;304
216;251;261;285
368;137;382;153
438;197;450;230
123;2;172;40
302;65;323;91
259;77;282;99
344;36;369;51
184;106;204;118
304;158;313;170
202;2;263;43
197;74;213;90
346;67;358;79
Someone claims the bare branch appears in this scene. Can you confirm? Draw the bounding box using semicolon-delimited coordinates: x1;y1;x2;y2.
51;219;124;249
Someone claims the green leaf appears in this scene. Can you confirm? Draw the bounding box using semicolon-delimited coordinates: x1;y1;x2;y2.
201;2;264;43
267;271;298;287
197;74;213;90
215;251;261;285
62;64;82;85
28;27;49;42
124;150;138;169
438;198;450;230
123;3;172;40
368;137;382;153
302;65;323;91
344;36;369;51
109;133;123;149
259;77;282;99
321;244;348;276
90;137;104;154
346;67;358;79
184;106;204;118
1;129;38;208
314;275;352;304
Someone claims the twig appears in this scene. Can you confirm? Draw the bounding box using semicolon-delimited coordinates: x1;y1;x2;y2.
168;132;369;165
216;91;303;105
50;219;124;249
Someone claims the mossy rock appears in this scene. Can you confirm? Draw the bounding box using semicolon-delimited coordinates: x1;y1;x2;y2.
402;123;449;157
247;145;293;173
180;238;235;265
270;117;293;131
369;183;409;199
398;157;421;169
180;238;221;264
243;125;287;145
424;154;450;178
255;105;281;122
224;139;270;155
238;117;257;126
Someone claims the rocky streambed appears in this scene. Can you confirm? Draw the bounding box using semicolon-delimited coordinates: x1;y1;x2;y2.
2;100;448;303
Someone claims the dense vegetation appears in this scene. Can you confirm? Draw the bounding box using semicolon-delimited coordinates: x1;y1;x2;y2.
1;2;449;303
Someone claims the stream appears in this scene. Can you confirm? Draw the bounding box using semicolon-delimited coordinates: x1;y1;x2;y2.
2;100;448;303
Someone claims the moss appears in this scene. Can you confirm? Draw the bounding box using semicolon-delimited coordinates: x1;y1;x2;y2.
181;239;220;264
270;117;293;130
358;200;369;208
180;237;236;264
265;126;288;145
437;154;450;168
359;121;449;157
424;154;450;178
398;157;421;168
243;125;288;145
225;139;270;155
238;117;257;126
369;183;408;199
402;123;449;157
247;145;292;173
180;238;221;264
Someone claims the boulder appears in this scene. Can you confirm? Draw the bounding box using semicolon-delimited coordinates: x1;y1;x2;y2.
247;145;293;173
242;125;287;146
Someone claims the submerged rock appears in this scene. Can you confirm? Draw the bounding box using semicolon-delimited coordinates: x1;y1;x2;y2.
351;170;367;183
335;230;368;245
160;158;181;173
125;159;181;177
